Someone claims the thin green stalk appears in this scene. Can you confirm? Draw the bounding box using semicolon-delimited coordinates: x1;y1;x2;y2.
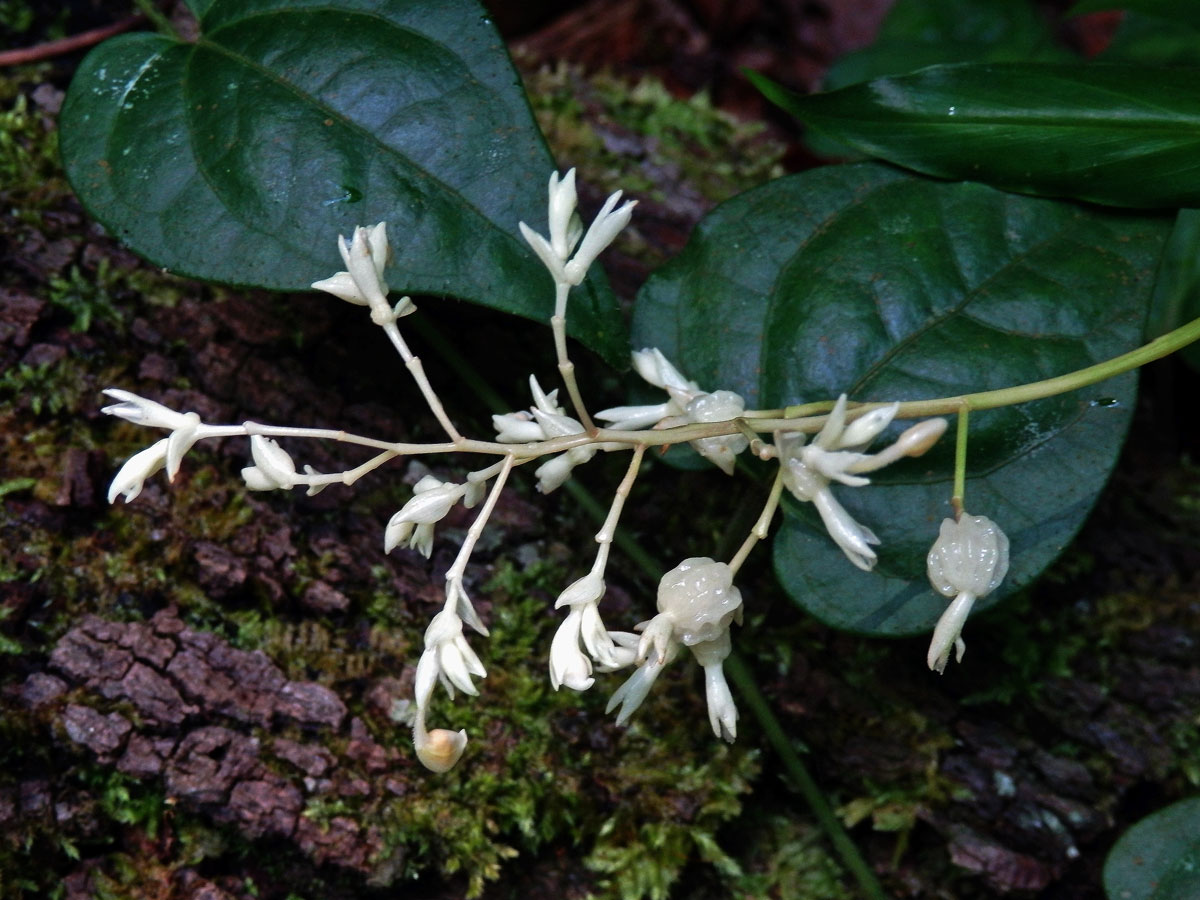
952;404;969;519
132;0;179;37
723;654;887;900
773;312;1200;422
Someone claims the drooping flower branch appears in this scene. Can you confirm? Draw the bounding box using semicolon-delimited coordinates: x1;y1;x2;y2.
127;168;1200;772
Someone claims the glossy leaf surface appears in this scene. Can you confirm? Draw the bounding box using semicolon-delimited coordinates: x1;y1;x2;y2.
749;63;1200;208
59;0;626;362
1104;797;1200;900
634;164;1167;635
825;0;1068;90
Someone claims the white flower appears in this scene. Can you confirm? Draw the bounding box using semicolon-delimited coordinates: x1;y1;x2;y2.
384;475;468;558
519;169;636;286
780;395;947;571
311;222;415;324
101;389;193;431
684;390;749;475
608;558;743;733
492;411;546;443
240;434;298;491
549;607;595;691
415;609;487;706
548;571;624;689
597;349;748;473
926;513;1010;673
690;631;737;742
107;438;169;503
534;447;594;494
494;376;597;492
101;389;208;480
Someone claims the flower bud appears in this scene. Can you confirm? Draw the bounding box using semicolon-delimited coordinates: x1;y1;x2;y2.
894;418;948;458
414;726;468;774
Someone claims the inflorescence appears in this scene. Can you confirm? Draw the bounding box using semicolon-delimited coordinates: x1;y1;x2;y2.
101;170;1006;772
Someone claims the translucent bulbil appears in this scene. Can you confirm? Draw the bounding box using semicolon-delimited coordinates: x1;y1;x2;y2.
925;513;1010;673
656;557;743;647
927;514;1010;599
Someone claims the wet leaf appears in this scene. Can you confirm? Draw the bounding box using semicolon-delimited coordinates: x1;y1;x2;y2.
59;0;626;363
1104;796;1200;900
634;163;1167;635
748;63;1200;208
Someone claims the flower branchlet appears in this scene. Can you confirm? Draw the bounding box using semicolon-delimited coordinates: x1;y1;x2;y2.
925;513;1010;673
99;169;981;774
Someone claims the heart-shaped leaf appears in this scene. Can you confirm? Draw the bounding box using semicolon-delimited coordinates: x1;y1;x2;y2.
748;63;1200;208
1104;797;1200;900
59;0;626;363
634;163;1167;635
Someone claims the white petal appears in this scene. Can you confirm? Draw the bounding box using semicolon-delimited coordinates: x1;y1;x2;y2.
311;271;368;305
414;647;439;708
606;654;666;726
564;193;635;285
248;435;296;489
814;394;849;450
702;663;738;742
927;590;976;674
108;439;168;503
812;489;879;571
547;169;579;260
555;572;605;609
164;413;201;481
837;402;899;450
519;222;567;282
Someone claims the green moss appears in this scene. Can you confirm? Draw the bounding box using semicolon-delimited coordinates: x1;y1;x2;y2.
0;90;67;217
361;558;760;898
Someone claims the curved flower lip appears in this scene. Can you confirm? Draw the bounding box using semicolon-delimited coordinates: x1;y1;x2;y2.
242;434;297;490
108;438;169;503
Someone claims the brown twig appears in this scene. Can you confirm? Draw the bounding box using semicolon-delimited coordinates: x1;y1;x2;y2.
0;15;143;67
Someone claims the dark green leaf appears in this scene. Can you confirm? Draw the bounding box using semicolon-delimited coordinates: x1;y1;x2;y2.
634;163;1167;635
1071;0;1200;30
1097;12;1200;66
825;0;1068;90
1104;797;1200;900
748;63;1200;208
183;0;215;18
59;0;626;363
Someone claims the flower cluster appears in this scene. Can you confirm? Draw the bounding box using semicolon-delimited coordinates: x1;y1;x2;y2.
607;558;743;742
99;167;1015;776
597;348;749;474
778;395;947;571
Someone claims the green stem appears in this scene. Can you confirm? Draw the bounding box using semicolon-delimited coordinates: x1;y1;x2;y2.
131;0;179;37
724;654;887;900
952;404;969;519
773;312;1200;422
